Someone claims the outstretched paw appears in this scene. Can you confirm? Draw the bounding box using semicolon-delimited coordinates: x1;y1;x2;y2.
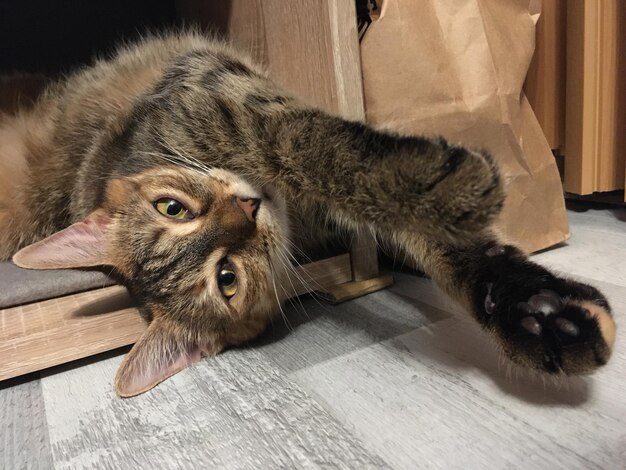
479;252;616;375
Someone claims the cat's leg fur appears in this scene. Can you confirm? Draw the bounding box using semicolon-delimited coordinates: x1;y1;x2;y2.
252;109;504;247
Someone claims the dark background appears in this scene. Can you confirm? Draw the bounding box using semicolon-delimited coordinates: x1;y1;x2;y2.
0;1;180;76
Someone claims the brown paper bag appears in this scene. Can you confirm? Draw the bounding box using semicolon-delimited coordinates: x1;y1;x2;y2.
360;0;569;252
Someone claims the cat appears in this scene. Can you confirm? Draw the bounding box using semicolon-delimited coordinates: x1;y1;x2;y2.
0;32;616;397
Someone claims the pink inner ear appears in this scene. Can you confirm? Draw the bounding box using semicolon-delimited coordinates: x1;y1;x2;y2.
115;320;207;397
12;209;112;269
118;344;203;398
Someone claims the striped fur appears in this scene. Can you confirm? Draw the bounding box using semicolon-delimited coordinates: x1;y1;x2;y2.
0;32;615;396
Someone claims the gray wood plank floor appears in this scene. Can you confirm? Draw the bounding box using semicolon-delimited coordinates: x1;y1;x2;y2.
2;202;625;469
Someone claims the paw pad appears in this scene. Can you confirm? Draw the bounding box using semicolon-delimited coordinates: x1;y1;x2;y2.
555;317;580;337
527;290;560;315
520;316;541;336
485;245;505;257
484;283;615;374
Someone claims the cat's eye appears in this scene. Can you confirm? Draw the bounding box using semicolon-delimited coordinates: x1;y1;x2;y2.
217;262;238;299
154;198;191;220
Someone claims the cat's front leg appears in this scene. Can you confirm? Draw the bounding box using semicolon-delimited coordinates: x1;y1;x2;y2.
401;233;616;375
258;109;505;247
260;106;616;372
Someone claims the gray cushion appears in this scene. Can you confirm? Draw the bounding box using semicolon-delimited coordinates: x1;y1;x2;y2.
0;262;115;309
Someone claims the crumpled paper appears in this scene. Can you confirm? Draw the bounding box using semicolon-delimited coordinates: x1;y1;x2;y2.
360;0;569;252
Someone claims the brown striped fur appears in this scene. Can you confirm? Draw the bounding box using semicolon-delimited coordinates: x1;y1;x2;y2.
1;32;616;396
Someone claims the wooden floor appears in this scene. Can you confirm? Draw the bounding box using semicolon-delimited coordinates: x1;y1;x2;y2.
2;201;625;469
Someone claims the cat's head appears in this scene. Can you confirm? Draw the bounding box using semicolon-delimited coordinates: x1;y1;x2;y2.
13;166;291;396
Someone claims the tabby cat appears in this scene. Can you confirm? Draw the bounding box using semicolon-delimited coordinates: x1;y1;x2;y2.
0;33;616;397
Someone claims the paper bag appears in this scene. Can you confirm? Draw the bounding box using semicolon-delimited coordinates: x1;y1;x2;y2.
360;0;569;252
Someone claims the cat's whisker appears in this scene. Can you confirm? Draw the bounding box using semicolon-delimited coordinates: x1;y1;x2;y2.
277;246;331;316
276;241;330;319
275;244;311;294
277;236;323;292
147;128;210;172
138;150;208;175
284;270;334;308
156;134;212;174
268;254;293;332
276;249;301;291
103;265;116;290
281;239;343;296
283;238;315;265
279;284;304;320
138;150;189;168
274;247;310;319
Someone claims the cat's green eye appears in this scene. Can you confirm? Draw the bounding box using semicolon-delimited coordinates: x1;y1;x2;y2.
217;263;238;299
154;198;190;220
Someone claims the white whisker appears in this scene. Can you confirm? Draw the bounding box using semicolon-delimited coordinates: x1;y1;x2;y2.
277;244;331;315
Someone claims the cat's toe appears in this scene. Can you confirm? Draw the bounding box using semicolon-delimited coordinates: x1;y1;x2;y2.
519;315;542;335
493;287;616;375
527;291;560;315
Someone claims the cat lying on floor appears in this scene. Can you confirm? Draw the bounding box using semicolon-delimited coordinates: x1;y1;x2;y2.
0;32;616;397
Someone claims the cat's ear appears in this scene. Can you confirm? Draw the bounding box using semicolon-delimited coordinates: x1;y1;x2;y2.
12;209;114;269
115;319;221;397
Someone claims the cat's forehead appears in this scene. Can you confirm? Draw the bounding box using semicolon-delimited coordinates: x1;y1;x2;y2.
128;166;260;200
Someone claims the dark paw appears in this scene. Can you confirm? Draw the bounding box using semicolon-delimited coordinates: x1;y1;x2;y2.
483;280;616;375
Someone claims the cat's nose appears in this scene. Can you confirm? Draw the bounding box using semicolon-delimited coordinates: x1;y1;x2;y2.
236;197;261;222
